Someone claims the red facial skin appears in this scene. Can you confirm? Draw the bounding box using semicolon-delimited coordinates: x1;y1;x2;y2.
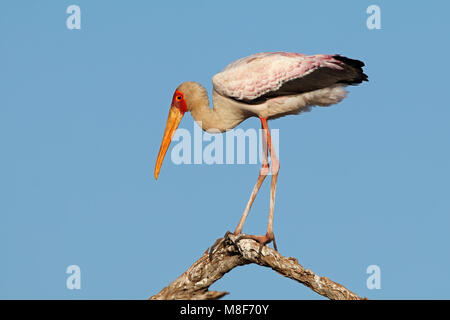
171;90;187;114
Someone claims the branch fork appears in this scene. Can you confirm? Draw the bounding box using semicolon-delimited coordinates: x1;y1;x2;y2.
150;233;365;300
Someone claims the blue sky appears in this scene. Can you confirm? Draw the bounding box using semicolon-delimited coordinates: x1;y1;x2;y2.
1;0;449;299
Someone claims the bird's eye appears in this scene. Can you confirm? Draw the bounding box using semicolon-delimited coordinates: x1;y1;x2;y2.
176;95;182;101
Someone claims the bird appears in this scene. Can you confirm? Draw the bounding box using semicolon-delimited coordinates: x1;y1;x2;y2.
154;52;368;251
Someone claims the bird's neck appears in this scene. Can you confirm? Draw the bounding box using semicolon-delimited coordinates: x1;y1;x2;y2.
180;81;246;132
190;96;223;133
186;88;232;133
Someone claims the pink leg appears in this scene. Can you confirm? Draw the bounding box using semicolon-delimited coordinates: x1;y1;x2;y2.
236;118;280;251
234;118;269;234
209;118;279;259
263;117;280;249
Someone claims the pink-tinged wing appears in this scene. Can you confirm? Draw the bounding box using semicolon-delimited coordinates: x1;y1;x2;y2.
212;52;357;102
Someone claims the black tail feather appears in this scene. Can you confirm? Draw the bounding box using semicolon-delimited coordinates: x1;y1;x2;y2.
333;55;368;85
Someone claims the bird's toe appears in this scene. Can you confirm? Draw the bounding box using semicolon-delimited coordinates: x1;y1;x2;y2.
208;230;235;261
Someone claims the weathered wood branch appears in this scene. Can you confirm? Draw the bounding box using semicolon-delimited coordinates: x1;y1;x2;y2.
149;234;364;300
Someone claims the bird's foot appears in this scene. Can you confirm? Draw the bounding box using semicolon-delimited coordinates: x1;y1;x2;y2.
208;231;278;261
235;232;278;256
208;231;234;261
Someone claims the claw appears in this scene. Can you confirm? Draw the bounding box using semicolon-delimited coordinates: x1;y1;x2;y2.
234;233;278;258
209;231;278;261
208;237;223;261
208;231;234;261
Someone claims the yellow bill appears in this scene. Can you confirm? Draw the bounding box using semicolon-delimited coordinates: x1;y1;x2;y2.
154;106;185;180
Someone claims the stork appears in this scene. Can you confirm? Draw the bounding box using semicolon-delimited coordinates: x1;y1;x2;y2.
155;52;368;251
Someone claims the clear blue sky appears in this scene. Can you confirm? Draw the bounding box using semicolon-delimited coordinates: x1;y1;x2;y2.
1;0;449;299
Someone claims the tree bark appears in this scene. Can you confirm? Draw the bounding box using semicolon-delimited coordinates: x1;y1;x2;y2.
149;233;365;300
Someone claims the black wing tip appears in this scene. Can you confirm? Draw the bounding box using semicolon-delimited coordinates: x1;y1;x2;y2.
333;54;365;67
333;54;369;84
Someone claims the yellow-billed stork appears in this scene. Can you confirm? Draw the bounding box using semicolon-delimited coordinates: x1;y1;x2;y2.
155;52;368;251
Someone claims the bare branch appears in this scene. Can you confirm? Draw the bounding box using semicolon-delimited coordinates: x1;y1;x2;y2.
149;234;365;300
